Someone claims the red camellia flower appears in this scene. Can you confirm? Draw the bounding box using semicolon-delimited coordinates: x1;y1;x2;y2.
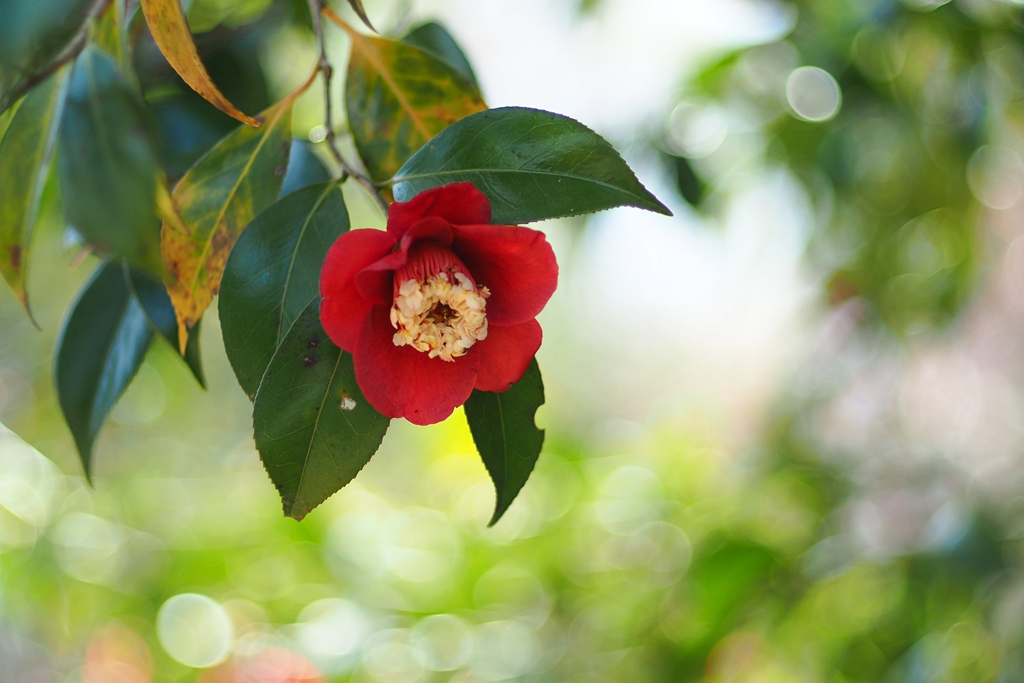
319;182;558;425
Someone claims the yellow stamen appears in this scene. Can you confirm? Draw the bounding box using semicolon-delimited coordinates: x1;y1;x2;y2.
390;271;490;361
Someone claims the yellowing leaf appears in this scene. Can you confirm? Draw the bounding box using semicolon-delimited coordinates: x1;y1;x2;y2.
0;67;67;318
139;0;261;128
161;99;293;352
325;8;487;184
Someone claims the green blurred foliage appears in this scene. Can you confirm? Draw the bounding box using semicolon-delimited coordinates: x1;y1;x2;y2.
667;0;1024;334
0;0;95;110
0;383;1011;682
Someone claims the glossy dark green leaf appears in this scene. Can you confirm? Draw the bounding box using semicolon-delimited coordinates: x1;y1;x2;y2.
55;259;154;478
402;22;478;89
464;358;545;525
0;0;93;113
58;47;160;265
253;300;390;520
280;140;331;198
149;92;240;182
0;67;68;316
220;182;348;399
392;107;672;223
125;265;206;388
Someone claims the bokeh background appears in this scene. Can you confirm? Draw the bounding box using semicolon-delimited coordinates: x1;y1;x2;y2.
5;0;1024;680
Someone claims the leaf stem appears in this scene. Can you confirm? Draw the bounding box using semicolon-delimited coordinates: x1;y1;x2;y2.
306;0;389;218
0;0;115;112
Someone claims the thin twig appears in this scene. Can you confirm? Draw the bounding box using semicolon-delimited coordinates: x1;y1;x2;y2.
306;0;389;217
0;0;114;112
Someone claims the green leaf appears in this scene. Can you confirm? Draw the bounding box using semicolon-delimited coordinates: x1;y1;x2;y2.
0;67;68;317
464;358;546;525
663;151;706;208
55;259;154;479
339;20;487;183
392;107;672;223
220;182;348;399
0;0;94;113
0;104;15;143
253;299;390;520
0;0;88;66
149;92;239;182
343;0;376;32
402;22;479;89
124;264;206;388
58;47;160;264
161;96;294;349
280;139;331;198
94;0;126;69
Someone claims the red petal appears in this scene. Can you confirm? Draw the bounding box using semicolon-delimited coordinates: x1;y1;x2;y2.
319;229;396;353
452;224;558;326
355;248;406;302
404;216;454;245
354;305;480;425
473;319;542;392
354;217;455;300
387;183;492;237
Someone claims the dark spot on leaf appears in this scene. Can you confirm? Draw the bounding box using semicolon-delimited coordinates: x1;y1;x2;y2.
211;228;234;256
307;338;319;349
303;355;318;367
7;245;21;270
275;164;287;176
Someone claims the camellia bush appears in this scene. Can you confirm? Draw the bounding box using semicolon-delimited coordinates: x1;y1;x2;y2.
0;0;669;523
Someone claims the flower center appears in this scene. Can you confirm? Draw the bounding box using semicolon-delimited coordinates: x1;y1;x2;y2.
390;242;490;361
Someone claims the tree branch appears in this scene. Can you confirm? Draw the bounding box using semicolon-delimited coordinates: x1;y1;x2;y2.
306;0;389;218
0;0;114;112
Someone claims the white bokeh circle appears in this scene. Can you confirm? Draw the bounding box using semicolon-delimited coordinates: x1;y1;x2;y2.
156;593;234;668
786;66;842;122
